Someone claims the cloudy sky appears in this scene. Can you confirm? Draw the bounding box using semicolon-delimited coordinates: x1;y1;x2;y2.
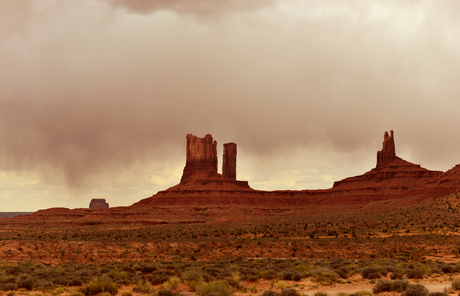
1;0;459;211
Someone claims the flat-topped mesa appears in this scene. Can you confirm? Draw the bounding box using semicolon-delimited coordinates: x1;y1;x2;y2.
181;134;218;182
89;199;109;209
376;130;396;168
222;142;237;179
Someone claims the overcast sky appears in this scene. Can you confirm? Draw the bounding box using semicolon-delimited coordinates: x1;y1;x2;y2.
1;0;460;211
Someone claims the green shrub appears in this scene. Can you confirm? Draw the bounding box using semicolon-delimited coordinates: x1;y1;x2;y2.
165;278;181;291
406;268;424;279
441;265;453;274
180;270;210;282
372;279;409;294
195;280;232;296
149;274;170;285
78;276;118;296
15;274;35;290
310;269;339;286
226;273;243;289
0;283;17;291
260;290;279;296
133;280;153;294
156;288;182;296
451;278;460;290
361;267;381;279
390;270;404;280
279;288;299;296
279;270;303;281
275;281;286;290
428;292;448;296
401;284;429;296
349;291;372;296
372;279;391;294
260;270;278;280
391;280;410;292
141;264;157;274
121;292;133;296
314;292;328;296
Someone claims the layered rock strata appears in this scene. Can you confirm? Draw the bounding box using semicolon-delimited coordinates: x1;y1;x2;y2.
222;142;237;179
89;199;109;209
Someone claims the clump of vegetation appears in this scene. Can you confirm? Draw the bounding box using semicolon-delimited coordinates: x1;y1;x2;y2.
157;288;182;296
132;280;153;294
373;279;409;294
260;290;279;296
401;284;428;296
164;277;181;291
78;276;118;296
428;292;448;296
279;288;300;296
361;267;381;279
195;280;232;296
406;268;425;279
451;278;460;290
275;281;287;290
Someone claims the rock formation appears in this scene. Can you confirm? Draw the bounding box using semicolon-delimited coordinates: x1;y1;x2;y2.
14;130;460;222
181;134;218;182
332;130;442;196
377;130;396;168
89;199;109;209
222;142;237;179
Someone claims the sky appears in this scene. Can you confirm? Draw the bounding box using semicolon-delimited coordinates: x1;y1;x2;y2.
1;0;460;211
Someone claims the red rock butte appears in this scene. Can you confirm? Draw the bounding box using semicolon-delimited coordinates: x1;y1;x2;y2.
16;131;460;221
133;131;460;210
89;198;109;209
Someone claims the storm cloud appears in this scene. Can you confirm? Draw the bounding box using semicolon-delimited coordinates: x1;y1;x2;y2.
1;0;460;210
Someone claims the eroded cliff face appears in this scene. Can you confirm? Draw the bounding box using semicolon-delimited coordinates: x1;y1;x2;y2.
181;134;218;182
377;130;396;168
222;142;237;180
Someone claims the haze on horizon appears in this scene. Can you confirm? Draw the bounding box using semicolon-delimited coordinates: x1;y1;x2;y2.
1;0;460;212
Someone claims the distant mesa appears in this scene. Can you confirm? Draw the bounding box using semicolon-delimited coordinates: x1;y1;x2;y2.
89;198;109;209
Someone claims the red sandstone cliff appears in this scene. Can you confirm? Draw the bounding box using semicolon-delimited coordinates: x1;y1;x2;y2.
181;134;218;182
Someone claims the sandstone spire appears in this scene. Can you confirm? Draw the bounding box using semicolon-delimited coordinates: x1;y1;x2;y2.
376;130;396;168
181;134;218;182
222;142;237;179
